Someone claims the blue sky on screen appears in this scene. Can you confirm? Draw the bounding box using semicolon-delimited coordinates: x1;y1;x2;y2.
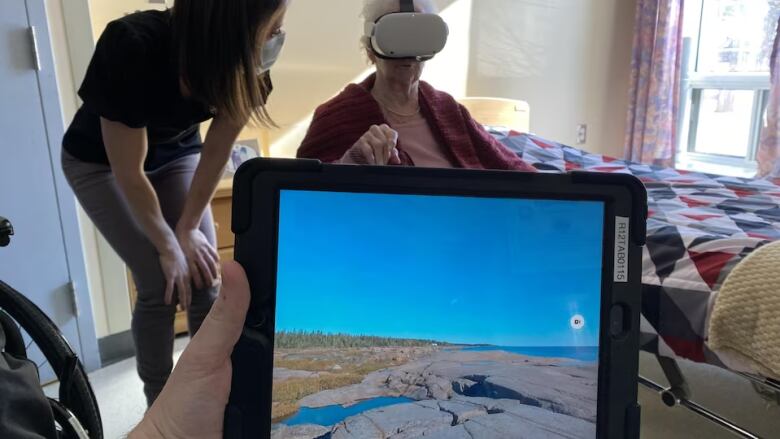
275;190;604;347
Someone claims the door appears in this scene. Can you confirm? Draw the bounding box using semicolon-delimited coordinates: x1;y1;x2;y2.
0;0;99;380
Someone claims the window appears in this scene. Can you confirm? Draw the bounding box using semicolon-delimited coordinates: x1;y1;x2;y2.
678;0;780;174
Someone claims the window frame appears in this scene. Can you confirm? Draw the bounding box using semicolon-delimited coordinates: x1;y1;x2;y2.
677;0;773;173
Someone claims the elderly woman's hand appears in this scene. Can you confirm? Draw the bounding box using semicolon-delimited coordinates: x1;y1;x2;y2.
340;124;401;165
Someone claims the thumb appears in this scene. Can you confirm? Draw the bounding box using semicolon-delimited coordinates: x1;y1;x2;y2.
389;148;401;165
178;260;250;370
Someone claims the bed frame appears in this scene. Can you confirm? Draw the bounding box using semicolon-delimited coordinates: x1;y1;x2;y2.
639;355;780;438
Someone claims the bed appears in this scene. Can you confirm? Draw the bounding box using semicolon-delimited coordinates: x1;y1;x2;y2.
489;129;780;438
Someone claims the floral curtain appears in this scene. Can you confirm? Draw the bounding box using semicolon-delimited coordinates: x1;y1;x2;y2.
624;0;685;167
758;16;780;179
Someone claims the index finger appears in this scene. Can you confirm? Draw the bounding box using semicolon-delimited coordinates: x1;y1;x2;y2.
189;259;204;290
177;275;191;311
164;278;174;306
379;125;398;145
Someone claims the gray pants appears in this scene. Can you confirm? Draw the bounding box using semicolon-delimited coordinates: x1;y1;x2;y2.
62;150;218;405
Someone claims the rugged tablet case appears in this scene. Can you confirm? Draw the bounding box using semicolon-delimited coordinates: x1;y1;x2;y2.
224;158;646;439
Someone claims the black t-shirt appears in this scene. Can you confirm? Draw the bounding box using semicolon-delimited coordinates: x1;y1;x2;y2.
62;10;213;171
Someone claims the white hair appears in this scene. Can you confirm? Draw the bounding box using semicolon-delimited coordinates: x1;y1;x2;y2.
361;0;439;49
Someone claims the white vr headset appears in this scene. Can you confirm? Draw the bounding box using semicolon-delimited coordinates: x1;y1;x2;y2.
364;0;449;61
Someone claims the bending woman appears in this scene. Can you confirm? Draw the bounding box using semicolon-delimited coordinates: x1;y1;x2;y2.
61;0;287;404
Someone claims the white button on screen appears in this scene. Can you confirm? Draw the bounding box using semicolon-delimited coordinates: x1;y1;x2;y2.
571;314;585;330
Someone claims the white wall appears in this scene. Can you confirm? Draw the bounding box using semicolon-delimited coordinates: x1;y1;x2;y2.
421;0;473;98
467;0;636;157
264;0;370;157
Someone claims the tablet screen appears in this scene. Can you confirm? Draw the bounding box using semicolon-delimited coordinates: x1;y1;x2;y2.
271;190;604;438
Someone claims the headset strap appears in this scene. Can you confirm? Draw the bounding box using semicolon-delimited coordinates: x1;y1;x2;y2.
400;0;415;13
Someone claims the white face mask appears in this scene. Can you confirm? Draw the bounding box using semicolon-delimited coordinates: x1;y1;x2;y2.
257;31;286;74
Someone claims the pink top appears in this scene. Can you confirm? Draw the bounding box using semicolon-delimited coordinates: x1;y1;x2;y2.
387;112;456;168
298;74;537;172
337;110;458;168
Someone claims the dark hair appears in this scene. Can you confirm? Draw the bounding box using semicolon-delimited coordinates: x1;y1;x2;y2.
172;0;285;125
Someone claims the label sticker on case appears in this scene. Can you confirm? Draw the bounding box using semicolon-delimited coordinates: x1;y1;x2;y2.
614;217;629;283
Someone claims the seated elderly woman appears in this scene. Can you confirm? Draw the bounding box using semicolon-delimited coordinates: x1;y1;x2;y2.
297;0;534;171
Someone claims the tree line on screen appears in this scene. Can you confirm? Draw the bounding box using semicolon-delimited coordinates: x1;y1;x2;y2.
275;330;449;349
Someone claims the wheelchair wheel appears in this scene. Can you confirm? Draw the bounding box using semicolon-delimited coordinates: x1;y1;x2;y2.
0;280;102;439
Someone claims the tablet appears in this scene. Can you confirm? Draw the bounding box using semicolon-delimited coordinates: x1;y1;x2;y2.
224;159;646;439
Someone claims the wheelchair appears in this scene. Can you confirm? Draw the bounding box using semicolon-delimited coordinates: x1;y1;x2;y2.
0;216;103;438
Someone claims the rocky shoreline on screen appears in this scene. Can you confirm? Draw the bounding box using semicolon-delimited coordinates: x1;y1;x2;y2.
272;349;598;439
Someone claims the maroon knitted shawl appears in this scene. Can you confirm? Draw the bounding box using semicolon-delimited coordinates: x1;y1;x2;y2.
297;74;535;172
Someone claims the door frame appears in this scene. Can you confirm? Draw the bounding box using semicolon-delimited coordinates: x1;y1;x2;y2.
55;0;139;349
27;0;100;371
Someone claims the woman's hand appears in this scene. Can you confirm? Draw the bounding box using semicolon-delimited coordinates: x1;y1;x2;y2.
176;227;220;291
340;124;401;165
159;243;192;310
101;118;199;307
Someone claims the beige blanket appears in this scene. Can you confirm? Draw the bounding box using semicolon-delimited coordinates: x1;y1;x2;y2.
709;241;780;378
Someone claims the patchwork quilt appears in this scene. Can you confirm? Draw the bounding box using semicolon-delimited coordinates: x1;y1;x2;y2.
493;130;780;368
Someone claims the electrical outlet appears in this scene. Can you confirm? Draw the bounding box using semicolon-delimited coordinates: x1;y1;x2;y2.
576;124;588;145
